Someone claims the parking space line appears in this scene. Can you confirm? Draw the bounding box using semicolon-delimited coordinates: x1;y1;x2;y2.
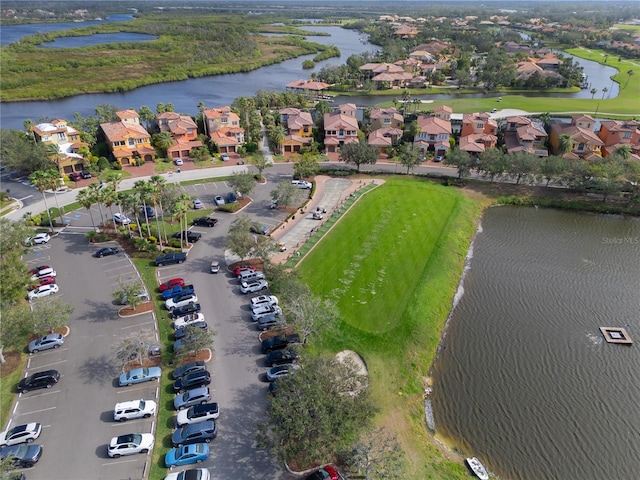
26;359;67;369
110;418;154;427
121;321;154;330
116;384;159;394
101;458;141;466
19;390;60;400
17;406;57;416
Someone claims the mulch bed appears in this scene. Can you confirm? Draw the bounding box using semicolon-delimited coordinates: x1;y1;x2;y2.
119;301;155;317
0;351;22;378
228;258;264;273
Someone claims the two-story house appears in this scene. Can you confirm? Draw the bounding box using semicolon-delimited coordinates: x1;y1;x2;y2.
156;112;203;159
597;120;640;158
414;115;452;156
100;110;155;165
504;116;548;156
31;119;88;175
369;108;404;130
279;108;314;155
324;105;360;154
203;106;245;154
549;115;603;160
459;113;498;154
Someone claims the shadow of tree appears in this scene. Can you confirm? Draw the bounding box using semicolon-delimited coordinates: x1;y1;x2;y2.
77;354;119;386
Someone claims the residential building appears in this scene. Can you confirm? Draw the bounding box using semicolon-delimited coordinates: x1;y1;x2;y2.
31;119;88;175
323;106;360;154
414;115;452;156
549;115;603;160
279;108;314;155
156;112;203;159
504;116;548;156
369;107;404;130
459;112;498;154
368;127;403;155
100;110;155;165
203;106;244;154
597;120;640;158
285;79;331;97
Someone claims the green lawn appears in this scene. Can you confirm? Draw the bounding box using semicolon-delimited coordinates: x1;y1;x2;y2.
297;177;486;478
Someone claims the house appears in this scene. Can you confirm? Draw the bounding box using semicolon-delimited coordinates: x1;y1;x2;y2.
285;79;331;97
31;119;88;175
279;108;314;155
414;115;452;156
549;115;603;159
434;105;453;121
597;120;640;158
100;110;155;165
459;113;498;154
504;116;548;156
323;107;360;154
369;108;404;130
202;106;244;154
156;112;203;159
368;127;403;154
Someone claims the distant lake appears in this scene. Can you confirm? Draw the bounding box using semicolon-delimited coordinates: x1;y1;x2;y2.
39;32;156;48
0;14;135;45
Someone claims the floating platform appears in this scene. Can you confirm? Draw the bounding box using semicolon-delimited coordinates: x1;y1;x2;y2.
600;327;633;345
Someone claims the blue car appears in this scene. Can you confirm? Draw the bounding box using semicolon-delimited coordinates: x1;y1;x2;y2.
119;367;162;387
165;443;209;467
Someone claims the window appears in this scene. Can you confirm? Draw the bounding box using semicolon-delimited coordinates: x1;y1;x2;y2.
623;132;632;139
476;123;484;129
577;143;585;151
128;138;135;146
57;132;66;141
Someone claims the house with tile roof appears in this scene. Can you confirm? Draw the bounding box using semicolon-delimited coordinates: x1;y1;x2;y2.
203;106;244;154
367;127;403;155
100;111;155;165
31;119;88;175
459;113;498;154
369;108;404;130
549;115;603;160
157;112;203;159
597;120;640;158
504;116;548;156
323;107;360;154
285;79;331;97
414;115;452;156
278;108;314;156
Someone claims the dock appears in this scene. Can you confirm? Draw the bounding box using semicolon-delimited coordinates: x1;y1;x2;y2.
600;327;633;345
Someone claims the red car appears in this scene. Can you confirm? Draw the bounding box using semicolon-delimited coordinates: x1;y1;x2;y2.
159;278;185;292
29;265;51;275
35;276;56;287
233;266;255;277
304;465;340;480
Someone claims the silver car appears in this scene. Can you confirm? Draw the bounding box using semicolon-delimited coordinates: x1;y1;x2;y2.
28;333;64;353
174;387;211;411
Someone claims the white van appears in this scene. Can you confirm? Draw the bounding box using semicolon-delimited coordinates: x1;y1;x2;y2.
291;180;312;189
238;270;265;283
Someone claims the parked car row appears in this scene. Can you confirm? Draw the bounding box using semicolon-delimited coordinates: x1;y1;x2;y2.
27;265;59;300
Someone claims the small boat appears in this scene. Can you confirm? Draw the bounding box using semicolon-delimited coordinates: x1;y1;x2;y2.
465;457;489;480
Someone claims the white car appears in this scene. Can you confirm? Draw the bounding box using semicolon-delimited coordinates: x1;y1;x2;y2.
292;180;312;189
266;364;301;381
250;295;278;308
174;158;184;166
113;213;131;225
30;267;56;282
28;283;59;300
0;422;42;446
113;399;157;422
165;468;211;480
173;313;206;330
25;233;50;246
213;195;225;206
176;403;220;427
166;293;198;311
251;304;282;321
240;279;268;294
107;433;154;458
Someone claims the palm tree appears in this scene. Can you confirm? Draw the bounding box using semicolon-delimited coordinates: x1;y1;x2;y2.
87;183;106;226
134;180;153;238
590;88;597;99
45;143;64;172
153;132;175;159
117;191;136;236
76;188;97;231
601;87;608;99
138;105;155;131
558;133;574;156
23;119;35;141
29;170;57;232
616;144;632;161
171;194;191;249
150;175;168;245
269;125;286;155
101;185;119;230
624;70;634;89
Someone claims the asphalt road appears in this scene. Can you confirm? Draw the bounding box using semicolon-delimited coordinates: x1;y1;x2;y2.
8;174;300;479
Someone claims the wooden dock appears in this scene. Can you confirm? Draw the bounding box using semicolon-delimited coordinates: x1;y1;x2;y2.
600;327;633;345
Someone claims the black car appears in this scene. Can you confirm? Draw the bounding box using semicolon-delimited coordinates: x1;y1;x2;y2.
141;205;156;218
261;334;301;354
171;421;217;447
94;247;120;258
155;252;187;267
171;361;207;380
169;303;202;319
250;223;270;235
80;169;92;179
173;370;211;393
172;231;202;243
18;370;60;393
226;192;238;204
174;322;208;340
0;444;43;468
192;217;218;228
265;348;300;367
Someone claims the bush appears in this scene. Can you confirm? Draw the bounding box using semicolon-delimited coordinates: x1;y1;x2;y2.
112;160;123;170
217;203;240;213
147;235;158;244
97;157;110;171
168;239;182;248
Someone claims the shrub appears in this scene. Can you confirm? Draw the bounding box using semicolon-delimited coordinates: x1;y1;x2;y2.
217;203;240;213
97;157;110;171
112;160;123;170
148;235;158;244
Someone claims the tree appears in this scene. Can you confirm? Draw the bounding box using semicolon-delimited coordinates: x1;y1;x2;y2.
228;171;256;197
150;175;169;245
590;88;597;99
615;144;632;161
112;330;158;367
260;356;376;467
397;143;421;174
250;154;272;181
29;169;58;231
171;193;191;249
0;219;32;311
226;215;256;262
341;427;405;480
113;280;147;310
539;155;567;187
29;298;74;336
293;152;320;179
478;148;508;182
76;187;97;231
0;129;53;174
135;180;153;238
174;326;216;362
271;181;301;209
601;86;608;99
284;293;339;344
153;131;174;158
624;69;634;89
507;151;540;185
339;141;380;172
269;125;287;155
138;105;155;130
558;133;574;155
444;148;476;179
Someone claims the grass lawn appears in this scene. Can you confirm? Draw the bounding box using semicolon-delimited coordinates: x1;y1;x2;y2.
298;177;488;478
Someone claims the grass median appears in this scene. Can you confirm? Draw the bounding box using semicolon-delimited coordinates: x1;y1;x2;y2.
297;177;488;478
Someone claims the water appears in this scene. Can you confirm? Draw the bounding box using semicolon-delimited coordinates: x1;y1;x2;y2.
430;206;640;480
39;32;156;48
0;14;135;45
